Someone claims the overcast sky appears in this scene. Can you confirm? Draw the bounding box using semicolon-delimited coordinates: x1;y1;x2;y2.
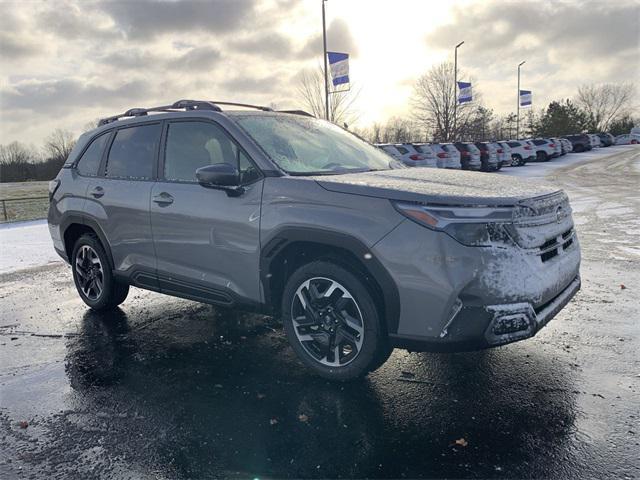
1;0;638;146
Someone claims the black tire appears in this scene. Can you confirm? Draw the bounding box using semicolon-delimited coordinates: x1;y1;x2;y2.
71;234;129;311
511;154;522;167
537;151;548;162
281;260;390;381
574;144;584;153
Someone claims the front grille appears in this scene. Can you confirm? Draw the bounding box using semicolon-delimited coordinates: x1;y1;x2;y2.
537;228;575;263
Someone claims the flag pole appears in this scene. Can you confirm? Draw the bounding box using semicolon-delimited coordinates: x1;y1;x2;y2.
453;41;464;141
517;60;525;139
322;0;330;121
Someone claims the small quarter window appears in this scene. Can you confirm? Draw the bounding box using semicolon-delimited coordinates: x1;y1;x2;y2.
76;133;109;176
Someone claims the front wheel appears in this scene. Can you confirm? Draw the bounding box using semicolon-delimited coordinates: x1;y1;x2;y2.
281;261;391;381
72;234;129;311
511;154;522;167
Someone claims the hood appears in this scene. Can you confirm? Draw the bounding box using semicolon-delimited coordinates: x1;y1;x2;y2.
313;168;560;206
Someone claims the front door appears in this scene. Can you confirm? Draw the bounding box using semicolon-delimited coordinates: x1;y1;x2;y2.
150;120;263;305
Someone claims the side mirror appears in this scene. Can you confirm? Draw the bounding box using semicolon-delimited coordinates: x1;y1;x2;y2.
196;163;246;196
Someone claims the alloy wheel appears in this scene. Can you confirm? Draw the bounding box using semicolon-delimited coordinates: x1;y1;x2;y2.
75;245;104;301
291;277;365;367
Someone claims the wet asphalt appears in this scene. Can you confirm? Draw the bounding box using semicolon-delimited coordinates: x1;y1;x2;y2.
1;148;639;479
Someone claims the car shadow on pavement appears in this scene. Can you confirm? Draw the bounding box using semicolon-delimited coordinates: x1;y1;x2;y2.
58;306;579;479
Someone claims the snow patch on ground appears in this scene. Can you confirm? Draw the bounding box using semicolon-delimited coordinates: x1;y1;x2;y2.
0;219;62;274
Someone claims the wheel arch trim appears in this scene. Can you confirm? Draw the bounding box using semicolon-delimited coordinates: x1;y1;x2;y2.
260;226;401;334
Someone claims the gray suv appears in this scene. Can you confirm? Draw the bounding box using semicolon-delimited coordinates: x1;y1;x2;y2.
48;100;581;381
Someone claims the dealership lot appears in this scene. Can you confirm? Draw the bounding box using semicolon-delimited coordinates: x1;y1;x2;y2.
0;146;638;479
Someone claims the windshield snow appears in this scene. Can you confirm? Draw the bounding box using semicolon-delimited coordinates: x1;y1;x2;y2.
234;114;394;175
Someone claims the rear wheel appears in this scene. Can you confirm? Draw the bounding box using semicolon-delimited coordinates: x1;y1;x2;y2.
72;234;129;311
537;151;548;162
282;261;391;381
511;154;522;167
574;144;584;153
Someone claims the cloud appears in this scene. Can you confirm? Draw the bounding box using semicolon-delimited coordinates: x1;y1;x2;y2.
299;18;359;59
426;1;639;66
0;32;41;60
1;78;151;112
98;0;256;40
219;73;283;94
228;32;295;59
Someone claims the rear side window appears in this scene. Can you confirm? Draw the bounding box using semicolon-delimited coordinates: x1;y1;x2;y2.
413;145;424;153
106;124;161;179
76;133;109;176
396;146;409;154
507;141;520;147
533;139;547;146
164;121;260;184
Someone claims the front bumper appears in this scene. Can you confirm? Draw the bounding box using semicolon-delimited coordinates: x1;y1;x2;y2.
372;218;581;352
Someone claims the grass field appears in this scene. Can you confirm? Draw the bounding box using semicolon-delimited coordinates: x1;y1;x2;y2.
0;181;50;223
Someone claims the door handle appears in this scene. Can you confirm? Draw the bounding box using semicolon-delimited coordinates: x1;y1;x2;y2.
89;186;104;198
152;192;174;205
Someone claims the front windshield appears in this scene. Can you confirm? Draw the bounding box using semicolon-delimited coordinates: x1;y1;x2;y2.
234;114;396;175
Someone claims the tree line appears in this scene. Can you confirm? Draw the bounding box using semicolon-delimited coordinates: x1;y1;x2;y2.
0;129;77;183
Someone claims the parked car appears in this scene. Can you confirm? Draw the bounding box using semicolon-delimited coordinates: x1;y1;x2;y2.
378;143;438;167
506;140;535;166
596;133;614;147
440;143;462;169
550;138;564;156
496;142;512;166
474;142;500;171
560;138;573;154
48;99;582;380
564;134;592;152
488;142;506;169
424;143;460;169
614;134;640;145
528;139;555;161
588;134;601;149
453;142;482;170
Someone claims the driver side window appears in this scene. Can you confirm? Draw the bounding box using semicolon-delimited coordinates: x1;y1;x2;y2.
164;121;260;184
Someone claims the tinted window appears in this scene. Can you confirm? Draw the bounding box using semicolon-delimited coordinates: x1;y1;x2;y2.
396;146;409;154
165;121;260;184
533;139;547;146
413;145;424;153
507;141;520;147
77;133;109;176
106;124;161;179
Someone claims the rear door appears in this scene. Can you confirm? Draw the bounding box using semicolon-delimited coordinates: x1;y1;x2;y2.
149;119;264;304
84;122;161;286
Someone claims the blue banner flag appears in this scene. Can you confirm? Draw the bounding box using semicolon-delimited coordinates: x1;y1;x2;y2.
520;90;532;106
327;52;349;87
457;81;472;103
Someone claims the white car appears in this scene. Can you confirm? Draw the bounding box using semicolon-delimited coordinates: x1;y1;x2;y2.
560;138;573;153
550;137;564;156
614;134;640;145
378;143;438;167
588;134;601;148
496;142;512;165
505;140;535;166
440;143;462;169
423;143;459;169
528;138;556;161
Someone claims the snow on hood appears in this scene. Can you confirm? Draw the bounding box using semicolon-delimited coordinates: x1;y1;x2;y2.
313;168;560;206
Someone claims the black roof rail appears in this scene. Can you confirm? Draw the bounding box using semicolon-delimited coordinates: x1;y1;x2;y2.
278;109;314;117
98;99;274;126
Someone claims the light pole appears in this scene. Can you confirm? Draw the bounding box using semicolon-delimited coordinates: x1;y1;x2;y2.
516;60;525;139
322;0;330;121
453;41;464;141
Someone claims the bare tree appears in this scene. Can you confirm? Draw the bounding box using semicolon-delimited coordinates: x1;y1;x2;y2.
44;128;76;163
411;61;480;142
575;83;636;132
296;66;359;125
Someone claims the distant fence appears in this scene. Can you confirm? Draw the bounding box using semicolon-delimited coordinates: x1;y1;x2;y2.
0;196;49;223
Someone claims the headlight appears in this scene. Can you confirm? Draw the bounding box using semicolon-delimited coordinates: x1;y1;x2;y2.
392;202;514;246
